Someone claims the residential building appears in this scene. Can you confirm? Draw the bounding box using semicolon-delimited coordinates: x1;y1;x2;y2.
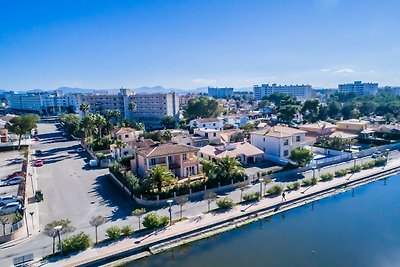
5;91;77;114
193;128;222;144
189;118;223;130
253;84;312;101
208;87;234;99
78;88;180;128
179;93;197;108
110;127;141;143
380;86;400;95
336;119;369;133
0;119;8;143
111;138;155;158
131;142;200;179
220;114;248;128
299;121;337;137
199;142;264;164
250;125;307;163
338;81;378;96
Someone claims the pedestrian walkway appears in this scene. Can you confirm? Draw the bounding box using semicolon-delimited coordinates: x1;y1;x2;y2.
42;156;400;267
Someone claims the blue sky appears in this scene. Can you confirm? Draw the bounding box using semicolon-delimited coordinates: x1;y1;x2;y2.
0;0;399;90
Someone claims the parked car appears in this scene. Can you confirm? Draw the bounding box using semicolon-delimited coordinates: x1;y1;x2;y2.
76;148;84;153
6;171;26;180
0;196;22;206
89;159;98;167
8;158;24;164
35;160;44;167
35;150;43;156
371;151;383;158
2;175;24;182
0;202;22;214
2;177;23;186
34;136;40;141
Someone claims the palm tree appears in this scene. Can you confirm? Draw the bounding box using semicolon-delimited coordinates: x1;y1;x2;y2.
162;130;173;142
134;122;145;131
107;109;121;125
81;113;96;138
79;103;90;117
148;165;176;193
176;196;188;220
216;156;243;179
94;114;107;138
89;215;106;244
128;102;137;112
132;208;146;230
204;191;217;212
115;139;126;158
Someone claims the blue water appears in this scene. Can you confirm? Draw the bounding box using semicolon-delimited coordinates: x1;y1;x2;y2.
129;175;400;267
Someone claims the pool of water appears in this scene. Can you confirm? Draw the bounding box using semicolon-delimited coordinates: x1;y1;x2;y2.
129;175;400;267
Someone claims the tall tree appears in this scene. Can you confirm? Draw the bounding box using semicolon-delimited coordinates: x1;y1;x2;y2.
161;115;177;129
289;148;314;167
301;99;320;123
133;208;146;230
147;165;176;192
115;139;126;158
162;130;173;142
81;113;96;138
94;114;107;138
79;103;90;117
6;114;39;149
184;97;221;120
43;219;75;255
89;215;106;244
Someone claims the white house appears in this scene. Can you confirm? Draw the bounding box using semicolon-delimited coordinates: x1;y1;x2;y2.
250;125;307;164
193;128;222;144
189;118;223;130
110;127;141;142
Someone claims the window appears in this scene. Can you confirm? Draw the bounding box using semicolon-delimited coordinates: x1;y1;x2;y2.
284;139;289;146
125;134;129;138
183;154;187;160
296;136;301;142
213;133;216;137
150;158;156;165
203;124;206;127
213;123;216;126
283;150;289;157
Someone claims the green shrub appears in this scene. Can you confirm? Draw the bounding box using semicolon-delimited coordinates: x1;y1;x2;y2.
266;184;284;195
62;232;92;255
361;161;375;169
121;226;134;236
106;226;121;240
335;169;349;177
374;158;387;166
320;173;334;181
95;152;105;159
143;212;169;229
216;197;234;209
286;182;300;190
242;192;260;202
349;165;362;173
302;177;318;186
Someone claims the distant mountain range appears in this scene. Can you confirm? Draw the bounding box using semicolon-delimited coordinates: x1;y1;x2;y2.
0;86;254;95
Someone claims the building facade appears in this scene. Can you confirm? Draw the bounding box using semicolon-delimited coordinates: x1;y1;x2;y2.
338;81;378;96
208;87;234;99
253;84;313;101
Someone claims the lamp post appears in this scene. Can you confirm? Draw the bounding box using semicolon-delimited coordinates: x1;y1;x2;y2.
29;211;34;230
22;208;29;237
167;199;173;226
259;178;264;200
353;156;358;172
54;225;63;254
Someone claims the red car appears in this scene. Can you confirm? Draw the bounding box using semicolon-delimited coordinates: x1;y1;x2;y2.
35;160;44;167
34;136;39;141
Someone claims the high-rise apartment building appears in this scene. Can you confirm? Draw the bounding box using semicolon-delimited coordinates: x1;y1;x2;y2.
208;87;234;99
253;84;312;101
338;81;378;96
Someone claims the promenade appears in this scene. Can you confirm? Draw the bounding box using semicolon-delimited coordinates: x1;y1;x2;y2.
41;155;400;267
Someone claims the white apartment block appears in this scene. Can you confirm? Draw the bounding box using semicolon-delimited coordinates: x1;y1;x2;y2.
250;125;307;164
253;84;312;101
338;81;378;96
189;118;223;130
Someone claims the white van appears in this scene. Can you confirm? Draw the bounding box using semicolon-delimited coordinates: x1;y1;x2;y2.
89;159;98;167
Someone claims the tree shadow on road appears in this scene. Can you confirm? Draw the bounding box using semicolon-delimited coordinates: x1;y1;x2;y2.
91;175;136;222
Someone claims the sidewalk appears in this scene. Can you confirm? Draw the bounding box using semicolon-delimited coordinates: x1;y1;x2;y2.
42;156;400;267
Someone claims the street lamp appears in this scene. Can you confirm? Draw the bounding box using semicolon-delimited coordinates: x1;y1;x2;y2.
22;208;29;237
29;211;34;230
54;225;63;254
353;156;358;172
259;178;264;200
167;199;173;226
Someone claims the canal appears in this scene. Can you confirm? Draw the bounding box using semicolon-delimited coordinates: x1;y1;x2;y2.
130;175;400;267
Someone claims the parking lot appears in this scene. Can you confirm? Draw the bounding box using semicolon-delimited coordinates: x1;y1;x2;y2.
0;150;25;235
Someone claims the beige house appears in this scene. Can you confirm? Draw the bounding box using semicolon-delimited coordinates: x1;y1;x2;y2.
110;127;141;142
199;142;264;164
131;142;200;179
299;121;337;137
336;119;369;133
